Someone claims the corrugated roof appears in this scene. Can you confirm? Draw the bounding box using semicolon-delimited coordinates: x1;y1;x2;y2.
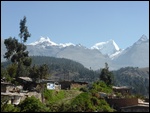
121;104;149;108
18;77;32;82
112;86;130;89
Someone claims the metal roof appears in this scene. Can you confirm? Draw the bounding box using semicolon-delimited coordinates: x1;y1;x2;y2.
18;77;32;82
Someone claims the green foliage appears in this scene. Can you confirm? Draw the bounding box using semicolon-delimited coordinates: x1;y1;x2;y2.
4;16;32;78
39;64;49;79
19;16;31;43
90;81;113;94
44;89;65;104
68;92;114;112
80;86;89;92
113;67;149;97
29;64;50;82
6;63;17;78
2;56;99;82
30;56;99;81
100;63;114;86
1;103;20;112
18;96;49;112
98;99;114;112
69;92;93;112
29;64;39;81
43;89;69;112
1;64;8;79
4;37;18;60
43;89;83;112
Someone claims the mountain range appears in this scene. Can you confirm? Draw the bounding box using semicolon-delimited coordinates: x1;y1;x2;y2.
1;35;149;70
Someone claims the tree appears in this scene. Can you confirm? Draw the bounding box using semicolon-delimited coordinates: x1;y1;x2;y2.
4;16;32;78
39;64;49;80
99;63;114;86
29;64;49;82
19;16;31;43
1;103;20;112
1;64;7;78
29;64;39;81
6;63;18;78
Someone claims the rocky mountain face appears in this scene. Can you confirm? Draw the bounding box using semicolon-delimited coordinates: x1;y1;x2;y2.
91;39;121;56
1;35;149;70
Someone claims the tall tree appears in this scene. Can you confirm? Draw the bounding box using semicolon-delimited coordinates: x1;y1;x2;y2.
19;16;31;43
39;64;49;80
99;63;114;86
4;16;31;78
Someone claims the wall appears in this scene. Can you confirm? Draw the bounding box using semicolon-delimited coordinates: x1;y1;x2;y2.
107;98;138;108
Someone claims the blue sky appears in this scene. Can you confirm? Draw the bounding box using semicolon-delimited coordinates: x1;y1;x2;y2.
1;1;149;49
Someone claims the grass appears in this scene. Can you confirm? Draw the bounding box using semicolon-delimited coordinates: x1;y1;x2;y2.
43;89;82;105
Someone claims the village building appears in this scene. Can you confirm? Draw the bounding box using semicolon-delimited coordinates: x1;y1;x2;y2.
47;81;61;90
107;97;149;112
17;77;37;91
1;92;23;105
1;82;23;105
112;86;131;95
59;80;88;90
1;82;14;93
106;86;149;112
120;102;149;112
38;79;88;90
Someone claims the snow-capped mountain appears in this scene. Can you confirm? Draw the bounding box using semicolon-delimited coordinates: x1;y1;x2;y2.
134;34;148;45
29;37;121;57
59;43;75;48
29;37;57;47
109;50;123;60
112;35;149;68
1;35;149;70
91;39;121;57
29;36;75;48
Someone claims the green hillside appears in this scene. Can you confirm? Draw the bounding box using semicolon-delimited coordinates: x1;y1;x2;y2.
1;56;149;96
1;56;99;82
113;67;149;97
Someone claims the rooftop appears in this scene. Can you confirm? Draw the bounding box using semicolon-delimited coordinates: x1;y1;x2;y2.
112;86;131;89
18;77;32;82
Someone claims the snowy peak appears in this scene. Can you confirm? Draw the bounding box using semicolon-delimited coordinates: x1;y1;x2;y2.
29;36;75;48
59;43;75;47
29;36;57;46
39;37;57;45
135;35;149;45
91;39;120;56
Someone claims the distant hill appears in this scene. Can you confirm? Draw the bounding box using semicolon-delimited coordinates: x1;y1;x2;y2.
1;56;99;82
112;67;149;97
2;56;149;96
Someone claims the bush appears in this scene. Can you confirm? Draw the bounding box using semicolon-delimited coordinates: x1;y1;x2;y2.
18;96;49;112
1;103;20;112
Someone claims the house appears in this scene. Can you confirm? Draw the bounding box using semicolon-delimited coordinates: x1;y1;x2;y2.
1;92;23;105
1;82;14;93
47;82;61;90
36;79;61;90
1;78;42;105
112;86;131;95
60;80;88;90
17;77;36;91
106;98;149;112
120;103;149;112
120;99;149;112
